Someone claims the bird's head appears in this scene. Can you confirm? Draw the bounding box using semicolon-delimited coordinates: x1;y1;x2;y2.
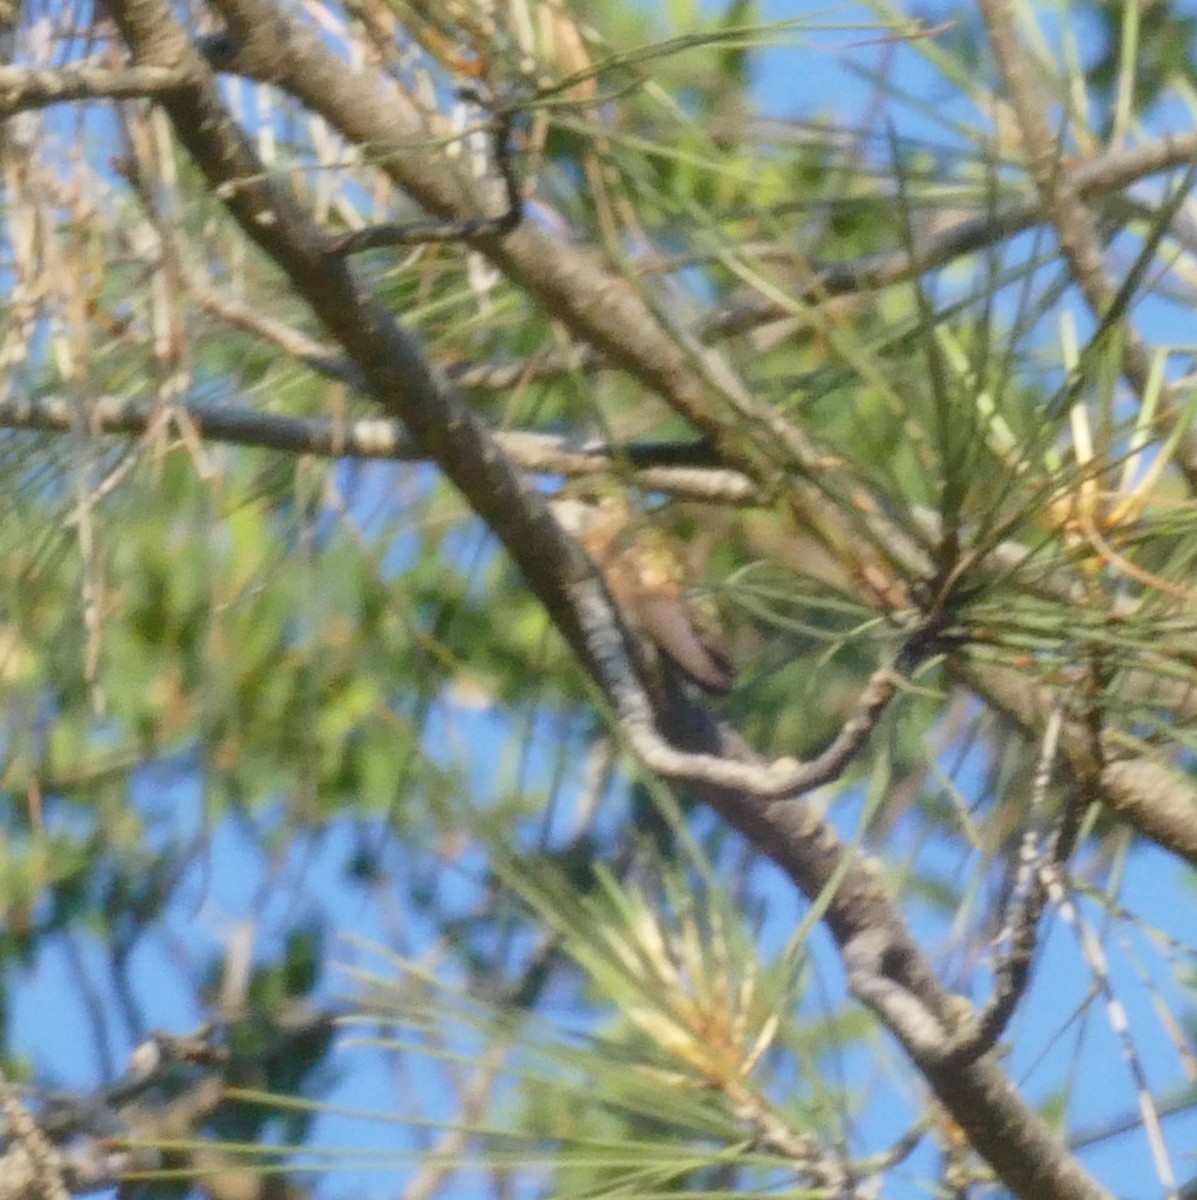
547;481;635;542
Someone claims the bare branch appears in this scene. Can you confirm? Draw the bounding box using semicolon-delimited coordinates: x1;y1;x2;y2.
329;93;525;255
978;0;1184;470
196;0;797;478
101;0;827;818
0;1071;69;1200
9;385;1194;868
957;660;1197;867
0;393;762;502
0;63;187;113
939;704;1069;1063
79;6;1133;1195
700;129;1197;339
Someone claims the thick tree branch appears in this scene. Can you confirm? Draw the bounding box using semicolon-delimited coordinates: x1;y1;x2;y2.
97;0;877;810
11;378;1193;862
0;62;187;113
659;698;1111;1200
100;0;674;745
97;5;1111;1197
956;660;1197;867
10;381;1194;859
197;0;806;482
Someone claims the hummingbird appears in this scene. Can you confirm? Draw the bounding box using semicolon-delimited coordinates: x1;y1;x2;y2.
549;484;735;695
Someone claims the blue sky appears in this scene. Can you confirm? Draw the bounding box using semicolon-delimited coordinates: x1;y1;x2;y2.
11;2;1197;1198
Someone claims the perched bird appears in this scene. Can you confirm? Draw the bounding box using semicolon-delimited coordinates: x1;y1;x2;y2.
549;485;734;695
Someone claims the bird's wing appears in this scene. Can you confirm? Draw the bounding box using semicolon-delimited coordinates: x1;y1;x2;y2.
634;592;735;695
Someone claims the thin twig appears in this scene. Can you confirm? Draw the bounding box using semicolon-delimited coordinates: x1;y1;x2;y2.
699;129;1197;339
0;393;762;502
329;96;524;255
938;703;1066;1063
